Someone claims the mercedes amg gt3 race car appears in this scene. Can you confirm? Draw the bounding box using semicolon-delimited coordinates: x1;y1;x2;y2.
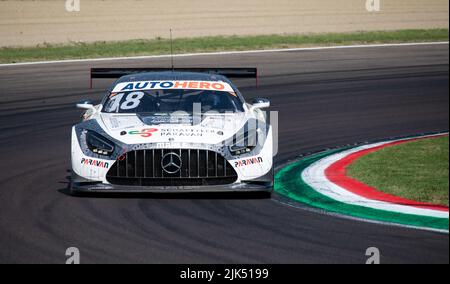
70;68;273;194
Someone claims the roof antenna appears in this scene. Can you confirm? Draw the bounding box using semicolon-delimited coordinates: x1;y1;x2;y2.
170;28;174;71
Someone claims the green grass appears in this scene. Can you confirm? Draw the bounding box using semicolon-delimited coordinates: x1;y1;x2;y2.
347;136;449;206
0;29;448;63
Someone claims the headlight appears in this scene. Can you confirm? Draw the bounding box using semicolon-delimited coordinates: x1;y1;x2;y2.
86;131;115;156
229;144;255;156
229;129;259;156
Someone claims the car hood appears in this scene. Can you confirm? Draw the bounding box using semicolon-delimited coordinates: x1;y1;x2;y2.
98;112;248;145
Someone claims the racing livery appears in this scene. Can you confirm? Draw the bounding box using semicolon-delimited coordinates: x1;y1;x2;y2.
71;68;273;194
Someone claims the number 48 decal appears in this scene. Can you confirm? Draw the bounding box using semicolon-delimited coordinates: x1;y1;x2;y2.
106;91;144;112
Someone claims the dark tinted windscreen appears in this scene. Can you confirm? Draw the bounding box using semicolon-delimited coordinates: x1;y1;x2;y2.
102;89;244;114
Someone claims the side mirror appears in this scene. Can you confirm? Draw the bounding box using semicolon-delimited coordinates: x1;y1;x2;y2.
250;98;270;110
76;100;96;111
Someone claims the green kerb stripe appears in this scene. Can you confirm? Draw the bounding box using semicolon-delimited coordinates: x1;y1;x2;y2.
275;149;449;231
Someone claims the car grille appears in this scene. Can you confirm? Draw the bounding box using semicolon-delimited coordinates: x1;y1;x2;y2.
106;149;238;186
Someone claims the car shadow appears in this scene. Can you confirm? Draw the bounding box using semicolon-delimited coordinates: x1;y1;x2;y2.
58;187;271;200
59;171;271;199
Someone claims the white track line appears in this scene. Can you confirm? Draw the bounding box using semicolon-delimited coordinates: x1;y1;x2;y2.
0;41;448;68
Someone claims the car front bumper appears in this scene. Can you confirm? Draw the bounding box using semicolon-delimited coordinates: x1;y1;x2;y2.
70;163;273;194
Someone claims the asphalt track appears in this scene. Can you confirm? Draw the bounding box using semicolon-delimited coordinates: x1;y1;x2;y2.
0;44;448;263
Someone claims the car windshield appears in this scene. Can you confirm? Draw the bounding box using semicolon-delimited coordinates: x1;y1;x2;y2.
102;89;244;114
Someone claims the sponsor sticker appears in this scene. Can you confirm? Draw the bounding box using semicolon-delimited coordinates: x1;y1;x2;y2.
81;158;109;169
160;128;216;137
112;80;234;93
234;157;263;167
128;128;158;137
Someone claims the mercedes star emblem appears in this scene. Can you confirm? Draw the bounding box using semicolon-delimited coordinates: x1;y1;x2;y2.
161;152;182;174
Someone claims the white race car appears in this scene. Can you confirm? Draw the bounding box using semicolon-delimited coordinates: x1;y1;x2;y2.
70;68;273;194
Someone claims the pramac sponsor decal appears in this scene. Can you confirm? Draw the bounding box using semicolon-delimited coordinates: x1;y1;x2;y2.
235;157;263;167
112;80;234;93
81;158;109;169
